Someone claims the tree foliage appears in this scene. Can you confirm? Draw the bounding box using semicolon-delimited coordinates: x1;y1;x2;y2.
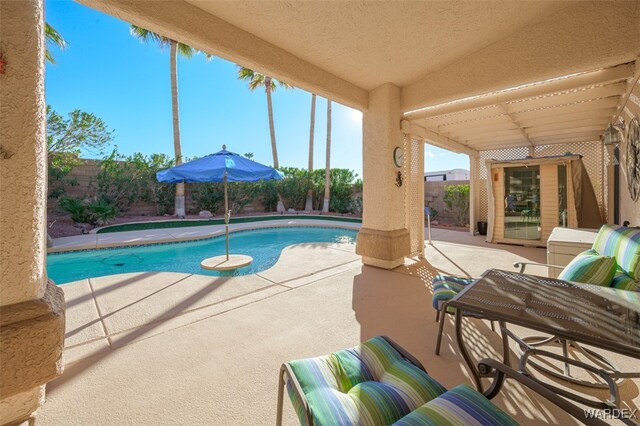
443;184;470;226
47;106;114;198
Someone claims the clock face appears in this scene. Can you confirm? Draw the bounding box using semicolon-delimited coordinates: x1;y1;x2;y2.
393;146;404;168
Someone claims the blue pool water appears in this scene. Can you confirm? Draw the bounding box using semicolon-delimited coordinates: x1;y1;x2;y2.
47;226;358;284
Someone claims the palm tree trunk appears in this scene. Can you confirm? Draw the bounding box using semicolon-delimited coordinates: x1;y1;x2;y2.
170;40;186;218
266;76;285;212
322;100;332;213
265;77;279;169
305;93;316;211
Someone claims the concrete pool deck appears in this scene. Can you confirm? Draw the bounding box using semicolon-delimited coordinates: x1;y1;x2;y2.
39;228;640;425
48;218;361;253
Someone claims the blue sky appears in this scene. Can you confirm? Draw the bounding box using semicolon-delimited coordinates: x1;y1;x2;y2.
45;0;469;176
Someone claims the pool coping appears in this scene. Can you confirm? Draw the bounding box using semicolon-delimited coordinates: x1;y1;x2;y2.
92;214;362;234
48;219;361;254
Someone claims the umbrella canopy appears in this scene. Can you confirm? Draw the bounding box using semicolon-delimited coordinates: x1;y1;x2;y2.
156;146;283;267
156;148;283;184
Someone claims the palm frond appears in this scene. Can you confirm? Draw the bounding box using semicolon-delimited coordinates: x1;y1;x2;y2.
177;42;195;58
45;23;67;64
130;25;169;48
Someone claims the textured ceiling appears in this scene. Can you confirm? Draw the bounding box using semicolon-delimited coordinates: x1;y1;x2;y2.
186;1;571;90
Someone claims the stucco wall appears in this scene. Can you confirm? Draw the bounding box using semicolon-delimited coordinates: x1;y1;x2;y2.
0;0;47;305
619;79;640;226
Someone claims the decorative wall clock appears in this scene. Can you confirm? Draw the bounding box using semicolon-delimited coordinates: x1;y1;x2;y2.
393;146;404;168
627;117;640;202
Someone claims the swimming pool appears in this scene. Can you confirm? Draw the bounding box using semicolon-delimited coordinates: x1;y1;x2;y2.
47;226;358;284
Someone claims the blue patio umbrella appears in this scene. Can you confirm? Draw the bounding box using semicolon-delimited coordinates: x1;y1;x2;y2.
157;145;283;262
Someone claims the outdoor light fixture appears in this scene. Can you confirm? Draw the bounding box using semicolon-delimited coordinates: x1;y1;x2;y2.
602;121;625;145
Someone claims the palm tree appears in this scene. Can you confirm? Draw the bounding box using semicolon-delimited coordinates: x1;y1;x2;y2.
305;94;317;211
237;67;291;169
45;23;67;64
130;25;199;218
322;100;332;213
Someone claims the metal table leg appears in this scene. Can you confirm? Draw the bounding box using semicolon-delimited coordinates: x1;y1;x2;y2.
454;308;484;392
454;312;510;395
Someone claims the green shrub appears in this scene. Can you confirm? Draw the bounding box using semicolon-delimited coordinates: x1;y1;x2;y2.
278;167;312;210
93;150;175;215
443;184;469;226
59;196;118;226
59;197;89;223
190;183;225;214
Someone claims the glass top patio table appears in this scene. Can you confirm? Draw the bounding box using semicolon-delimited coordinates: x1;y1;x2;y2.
450;269;640;359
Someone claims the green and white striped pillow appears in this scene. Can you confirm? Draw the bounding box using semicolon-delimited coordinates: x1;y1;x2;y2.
558;254;617;286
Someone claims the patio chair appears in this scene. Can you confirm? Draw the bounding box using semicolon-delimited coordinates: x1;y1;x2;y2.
513;224;639;386
276;336;606;425
516;224;640;292
432;275;495;355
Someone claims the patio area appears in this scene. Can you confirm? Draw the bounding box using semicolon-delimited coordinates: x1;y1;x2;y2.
36;229;639;425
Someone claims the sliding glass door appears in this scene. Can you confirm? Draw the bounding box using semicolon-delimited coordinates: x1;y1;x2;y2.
504;166;541;240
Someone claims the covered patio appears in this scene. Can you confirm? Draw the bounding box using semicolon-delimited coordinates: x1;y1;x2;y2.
1;0;639;424
36;229;590;425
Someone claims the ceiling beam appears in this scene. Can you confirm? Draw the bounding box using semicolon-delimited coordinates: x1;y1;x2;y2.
504;82;626;114
499;104;533;147
430;115;512;132
525;117;609;133
517;109;615;127
512;98;619;122
527;126;605;138
401;1;639;113
467;140;532;151
78;0;369;111
530;132;601;144
446;127;520;139
401;120;478;156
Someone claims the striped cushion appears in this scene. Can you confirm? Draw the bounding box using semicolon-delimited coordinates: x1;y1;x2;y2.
557;253;617;286
393;384;518;426
432;276;475;311
611;268;639;292
592;225;640;280
285;336;447;425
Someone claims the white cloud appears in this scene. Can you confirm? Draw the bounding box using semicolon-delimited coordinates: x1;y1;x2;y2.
425;150;436;159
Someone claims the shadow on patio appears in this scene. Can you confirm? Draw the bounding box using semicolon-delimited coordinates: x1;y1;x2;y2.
38;231;639;425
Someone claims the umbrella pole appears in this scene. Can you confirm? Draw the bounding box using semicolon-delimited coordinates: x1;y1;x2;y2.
224;172;229;261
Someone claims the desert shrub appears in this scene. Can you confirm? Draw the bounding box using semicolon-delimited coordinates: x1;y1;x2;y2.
135;153;175;215
278;167;312;210
259;180;279;212
93;150;175;214
59;197;89;223
227;182;261;214
443;184;469;226
329;169;358;213
190;183;225;214
59;196;118;226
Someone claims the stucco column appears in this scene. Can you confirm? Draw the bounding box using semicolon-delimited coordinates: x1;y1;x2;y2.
356;83;410;268
0;0;65;424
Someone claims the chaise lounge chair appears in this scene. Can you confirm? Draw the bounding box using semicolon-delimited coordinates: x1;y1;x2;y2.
276;336;605;425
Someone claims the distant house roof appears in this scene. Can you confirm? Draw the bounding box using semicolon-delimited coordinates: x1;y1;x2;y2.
425;168;469;176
